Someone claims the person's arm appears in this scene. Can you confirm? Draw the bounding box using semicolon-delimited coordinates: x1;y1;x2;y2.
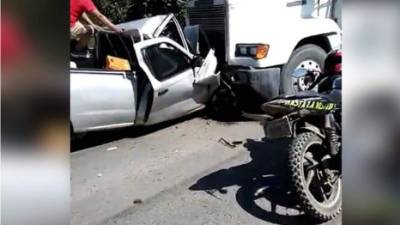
81;12;95;27
89;9;122;33
79;13;99;34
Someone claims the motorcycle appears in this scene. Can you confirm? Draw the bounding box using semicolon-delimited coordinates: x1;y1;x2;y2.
245;50;342;221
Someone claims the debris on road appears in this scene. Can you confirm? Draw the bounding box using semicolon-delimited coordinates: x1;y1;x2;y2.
106;146;118;151
133;199;143;204
232;141;243;145
217;138;243;149
205;190;222;200
97;173;103;177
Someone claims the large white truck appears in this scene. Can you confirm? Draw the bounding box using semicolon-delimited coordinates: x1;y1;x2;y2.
187;0;342;111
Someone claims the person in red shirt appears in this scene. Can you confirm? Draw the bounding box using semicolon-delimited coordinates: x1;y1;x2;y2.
70;0;122;39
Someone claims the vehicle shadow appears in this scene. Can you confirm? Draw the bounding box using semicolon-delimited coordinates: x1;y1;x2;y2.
71;111;204;152
71;109;253;152
189;138;323;225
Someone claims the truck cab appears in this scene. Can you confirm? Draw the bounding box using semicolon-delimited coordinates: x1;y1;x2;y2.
187;0;342;110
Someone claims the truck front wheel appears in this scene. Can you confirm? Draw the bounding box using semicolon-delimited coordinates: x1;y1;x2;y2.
281;44;327;93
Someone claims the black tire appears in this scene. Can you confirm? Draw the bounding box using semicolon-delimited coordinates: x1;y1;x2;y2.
288;132;342;221
281;44;327;93
207;86;240;120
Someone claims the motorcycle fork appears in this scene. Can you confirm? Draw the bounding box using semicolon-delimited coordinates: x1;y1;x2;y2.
324;114;340;156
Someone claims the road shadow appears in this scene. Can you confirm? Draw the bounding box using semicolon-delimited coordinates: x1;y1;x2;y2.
189;138;325;225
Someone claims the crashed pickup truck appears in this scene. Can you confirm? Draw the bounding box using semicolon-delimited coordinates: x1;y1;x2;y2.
70;14;219;134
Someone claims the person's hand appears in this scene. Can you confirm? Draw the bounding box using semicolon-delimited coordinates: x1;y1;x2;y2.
112;26;124;33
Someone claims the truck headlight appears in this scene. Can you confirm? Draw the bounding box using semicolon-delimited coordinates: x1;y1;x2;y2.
235;44;269;59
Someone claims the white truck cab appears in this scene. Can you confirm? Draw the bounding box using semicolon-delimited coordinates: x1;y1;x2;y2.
187;0;342;105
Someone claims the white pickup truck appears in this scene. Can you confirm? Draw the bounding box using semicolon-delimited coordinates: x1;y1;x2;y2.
71;15;219;133
187;0;342;110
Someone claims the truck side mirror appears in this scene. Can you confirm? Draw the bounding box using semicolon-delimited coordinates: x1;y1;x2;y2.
192;55;204;67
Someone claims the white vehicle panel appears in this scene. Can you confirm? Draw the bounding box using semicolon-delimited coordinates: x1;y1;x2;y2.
134;37;219;125
226;0;341;67
71;71;136;132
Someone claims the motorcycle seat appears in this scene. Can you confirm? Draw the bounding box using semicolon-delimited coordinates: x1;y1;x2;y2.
273;91;322;100
262;90;339;117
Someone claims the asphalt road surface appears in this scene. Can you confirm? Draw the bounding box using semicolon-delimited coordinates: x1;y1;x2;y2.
71;115;341;225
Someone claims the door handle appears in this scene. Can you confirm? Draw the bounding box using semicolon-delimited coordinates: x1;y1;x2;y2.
158;89;169;96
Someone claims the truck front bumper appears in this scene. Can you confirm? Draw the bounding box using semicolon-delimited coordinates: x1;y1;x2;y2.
226;67;281;100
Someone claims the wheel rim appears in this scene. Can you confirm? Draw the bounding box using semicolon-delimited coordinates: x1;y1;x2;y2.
293;60;321;91
301;142;341;208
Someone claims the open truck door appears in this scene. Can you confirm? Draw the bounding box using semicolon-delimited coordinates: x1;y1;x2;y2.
133;37;218;125
70;70;136;132
70;31;138;133
184;25;219;94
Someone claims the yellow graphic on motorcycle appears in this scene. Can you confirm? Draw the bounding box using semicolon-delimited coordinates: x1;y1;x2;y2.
283;99;336;111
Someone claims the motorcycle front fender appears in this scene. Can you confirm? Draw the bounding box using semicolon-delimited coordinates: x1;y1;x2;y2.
296;121;326;139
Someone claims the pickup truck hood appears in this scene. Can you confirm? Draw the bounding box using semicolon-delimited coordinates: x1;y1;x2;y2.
117;15;168;38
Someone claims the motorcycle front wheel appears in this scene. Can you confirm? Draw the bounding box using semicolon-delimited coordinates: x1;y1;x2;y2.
288;132;342;221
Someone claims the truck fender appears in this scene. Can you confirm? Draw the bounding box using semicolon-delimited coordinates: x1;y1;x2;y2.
282;19;342;63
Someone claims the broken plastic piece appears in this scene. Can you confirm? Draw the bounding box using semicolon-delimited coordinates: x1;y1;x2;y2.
133;199;143;204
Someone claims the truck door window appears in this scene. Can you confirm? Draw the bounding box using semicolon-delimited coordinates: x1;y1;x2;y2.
142;43;191;81
96;33;136;69
70;33;136;70
160;21;184;47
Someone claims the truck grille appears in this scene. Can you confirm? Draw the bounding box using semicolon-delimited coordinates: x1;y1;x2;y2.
187;4;226;33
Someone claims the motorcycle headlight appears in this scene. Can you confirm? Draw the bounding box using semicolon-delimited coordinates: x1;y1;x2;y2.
235;44;269;60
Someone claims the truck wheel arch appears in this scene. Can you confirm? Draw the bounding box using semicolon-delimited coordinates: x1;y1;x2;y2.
294;34;332;54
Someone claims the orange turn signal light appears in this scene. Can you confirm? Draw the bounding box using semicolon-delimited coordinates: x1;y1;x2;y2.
255;44;269;60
